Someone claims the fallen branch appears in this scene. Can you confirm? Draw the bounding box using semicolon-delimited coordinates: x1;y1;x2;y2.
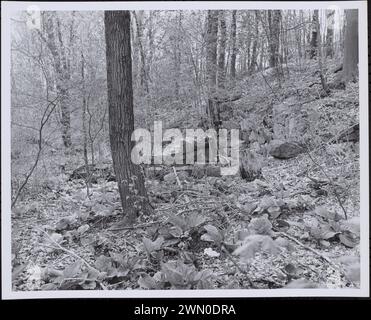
37;227;99;274
108;220;161;231
278;231;355;285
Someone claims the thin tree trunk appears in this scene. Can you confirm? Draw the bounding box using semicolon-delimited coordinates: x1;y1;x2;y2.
133;11;149;94
206;10;219;128
218;11;227;90
249;10;259;74
230;10;237;79
81;51;91;195
174;12;182;100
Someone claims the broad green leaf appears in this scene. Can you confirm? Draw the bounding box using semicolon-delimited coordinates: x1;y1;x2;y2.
63;261;82;278
138;274;158;289
267;206;281;219
143;236;164;254
168;214;188;232
234;235;280;262
94;255;114;273
169;226;183;238
248;214;273;235
187;212;207;228
201;225;223;245
161;261;188;288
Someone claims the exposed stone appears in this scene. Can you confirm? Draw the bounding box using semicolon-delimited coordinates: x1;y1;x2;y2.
269;141;304;159
239;150;262;181
55;217;74;232
205;165;221;177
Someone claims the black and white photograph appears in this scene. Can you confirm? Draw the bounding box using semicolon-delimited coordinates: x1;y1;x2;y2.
1;1;369;299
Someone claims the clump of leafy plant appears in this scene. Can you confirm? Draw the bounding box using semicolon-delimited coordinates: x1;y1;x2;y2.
307;206;359;248
138;260;213;289
143;212;208;260
40;251;144;290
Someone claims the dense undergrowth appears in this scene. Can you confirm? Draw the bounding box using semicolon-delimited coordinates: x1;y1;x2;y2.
11;59;360;290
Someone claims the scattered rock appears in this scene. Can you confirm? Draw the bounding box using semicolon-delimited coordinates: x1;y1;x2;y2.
239;150;262;181
55;217;74;232
205;165;221;177
77;224;90;235
50;233;63;244
269;141;304;159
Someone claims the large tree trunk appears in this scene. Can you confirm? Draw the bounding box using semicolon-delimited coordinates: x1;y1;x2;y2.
206;10;220;128
309;10;319;59
343;9;359;84
104;11;149;223
230;10;237;79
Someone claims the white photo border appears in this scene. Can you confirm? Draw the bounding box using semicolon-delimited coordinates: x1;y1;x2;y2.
1;1;369;299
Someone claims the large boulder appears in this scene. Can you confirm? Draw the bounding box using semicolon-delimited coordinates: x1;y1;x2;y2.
269;141;304;159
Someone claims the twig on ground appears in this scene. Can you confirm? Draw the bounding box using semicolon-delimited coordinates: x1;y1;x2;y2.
278;231;355;286
108;220;161;231
37;227;99;274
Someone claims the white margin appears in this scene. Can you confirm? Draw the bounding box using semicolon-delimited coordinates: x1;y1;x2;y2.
1;1;369;299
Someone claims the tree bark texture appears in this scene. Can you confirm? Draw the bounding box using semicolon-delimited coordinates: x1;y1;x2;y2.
343;9;359;83
104;11;149;223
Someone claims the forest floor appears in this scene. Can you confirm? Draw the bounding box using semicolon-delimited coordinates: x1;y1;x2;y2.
11;60;361;291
